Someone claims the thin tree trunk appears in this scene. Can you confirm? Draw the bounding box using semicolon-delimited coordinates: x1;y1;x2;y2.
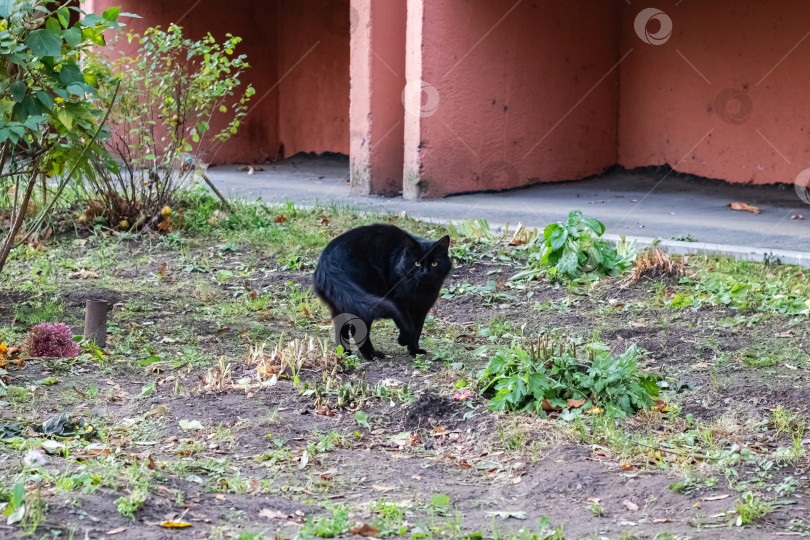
0;170;38;273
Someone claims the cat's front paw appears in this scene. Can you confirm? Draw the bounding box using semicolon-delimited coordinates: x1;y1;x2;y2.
397;332;410;346
373;349;386;359
408;347;427;356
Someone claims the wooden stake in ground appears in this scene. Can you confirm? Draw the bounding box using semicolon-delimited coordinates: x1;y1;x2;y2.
84;300;108;348
202;174;234;213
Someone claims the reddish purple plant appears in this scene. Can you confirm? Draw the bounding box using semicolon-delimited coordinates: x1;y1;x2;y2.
23;323;80;358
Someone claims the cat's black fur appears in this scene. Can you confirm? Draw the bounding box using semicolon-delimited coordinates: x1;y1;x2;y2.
313;224;451;360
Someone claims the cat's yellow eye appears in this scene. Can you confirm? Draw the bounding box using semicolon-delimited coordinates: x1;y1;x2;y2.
431;262;438;267
414;261;421;267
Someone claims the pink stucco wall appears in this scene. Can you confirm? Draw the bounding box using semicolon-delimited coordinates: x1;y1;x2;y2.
403;0;621;198
278;0;350;157
92;0;809;195
617;0;810;185
88;0;349;163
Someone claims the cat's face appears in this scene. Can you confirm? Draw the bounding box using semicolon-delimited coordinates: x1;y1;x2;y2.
400;235;452;285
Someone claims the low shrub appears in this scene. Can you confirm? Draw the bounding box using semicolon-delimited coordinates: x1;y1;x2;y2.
512;210;635;282
477;335;658;417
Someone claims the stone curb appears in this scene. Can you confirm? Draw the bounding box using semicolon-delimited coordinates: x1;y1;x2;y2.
406;215;810;268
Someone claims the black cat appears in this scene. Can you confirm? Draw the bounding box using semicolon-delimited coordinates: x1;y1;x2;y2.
313;224;451;360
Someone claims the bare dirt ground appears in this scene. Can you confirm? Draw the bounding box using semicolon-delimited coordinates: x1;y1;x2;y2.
1;208;809;540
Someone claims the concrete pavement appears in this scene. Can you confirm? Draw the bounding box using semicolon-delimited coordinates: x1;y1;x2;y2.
205;155;810;262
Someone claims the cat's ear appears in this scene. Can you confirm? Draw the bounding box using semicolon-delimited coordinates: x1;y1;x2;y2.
434;235;450;253
403;234;421;253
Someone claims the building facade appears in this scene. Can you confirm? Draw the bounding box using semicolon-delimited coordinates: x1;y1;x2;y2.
87;0;810;198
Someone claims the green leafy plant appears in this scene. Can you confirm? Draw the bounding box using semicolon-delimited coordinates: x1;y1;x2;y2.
672;273;810;315
512;210;634;281
0;2;122;272
732;491;772;526
85;23;255;230
1;482;25;524
299;504;350;539
478;335;657;417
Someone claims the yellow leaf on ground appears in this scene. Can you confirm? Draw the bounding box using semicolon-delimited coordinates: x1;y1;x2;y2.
160;522;191;528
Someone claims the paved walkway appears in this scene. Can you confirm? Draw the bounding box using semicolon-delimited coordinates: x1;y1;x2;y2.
206;156;810;259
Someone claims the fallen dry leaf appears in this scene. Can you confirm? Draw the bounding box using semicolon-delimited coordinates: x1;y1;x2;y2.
157;216;172;232
702;494;730;501
106;527;126;535
652;400;673;412
653;518;671;523
567;398;586;408
541;399;562;411
791;214;804;220
372;485;395;492
350;524;381;537
587;497;601;504
259;508;288;519
83;443;110;458
623;499;639;512
728;202;761;214
68;269;99;279
159;262;167;277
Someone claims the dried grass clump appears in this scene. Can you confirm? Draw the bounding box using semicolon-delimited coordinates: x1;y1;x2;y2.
200;356;232;392
249;336;342;382
626;249;685;284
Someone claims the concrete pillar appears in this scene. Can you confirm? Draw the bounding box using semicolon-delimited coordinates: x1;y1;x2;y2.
402;0;424;200
350;0;407;196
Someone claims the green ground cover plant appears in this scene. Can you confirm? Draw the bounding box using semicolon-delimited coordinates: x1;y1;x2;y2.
478;335;658;416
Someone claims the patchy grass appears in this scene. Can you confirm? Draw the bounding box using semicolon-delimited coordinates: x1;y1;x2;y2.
0;193;808;538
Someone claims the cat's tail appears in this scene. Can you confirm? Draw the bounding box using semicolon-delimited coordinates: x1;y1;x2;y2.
313;263;403;323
